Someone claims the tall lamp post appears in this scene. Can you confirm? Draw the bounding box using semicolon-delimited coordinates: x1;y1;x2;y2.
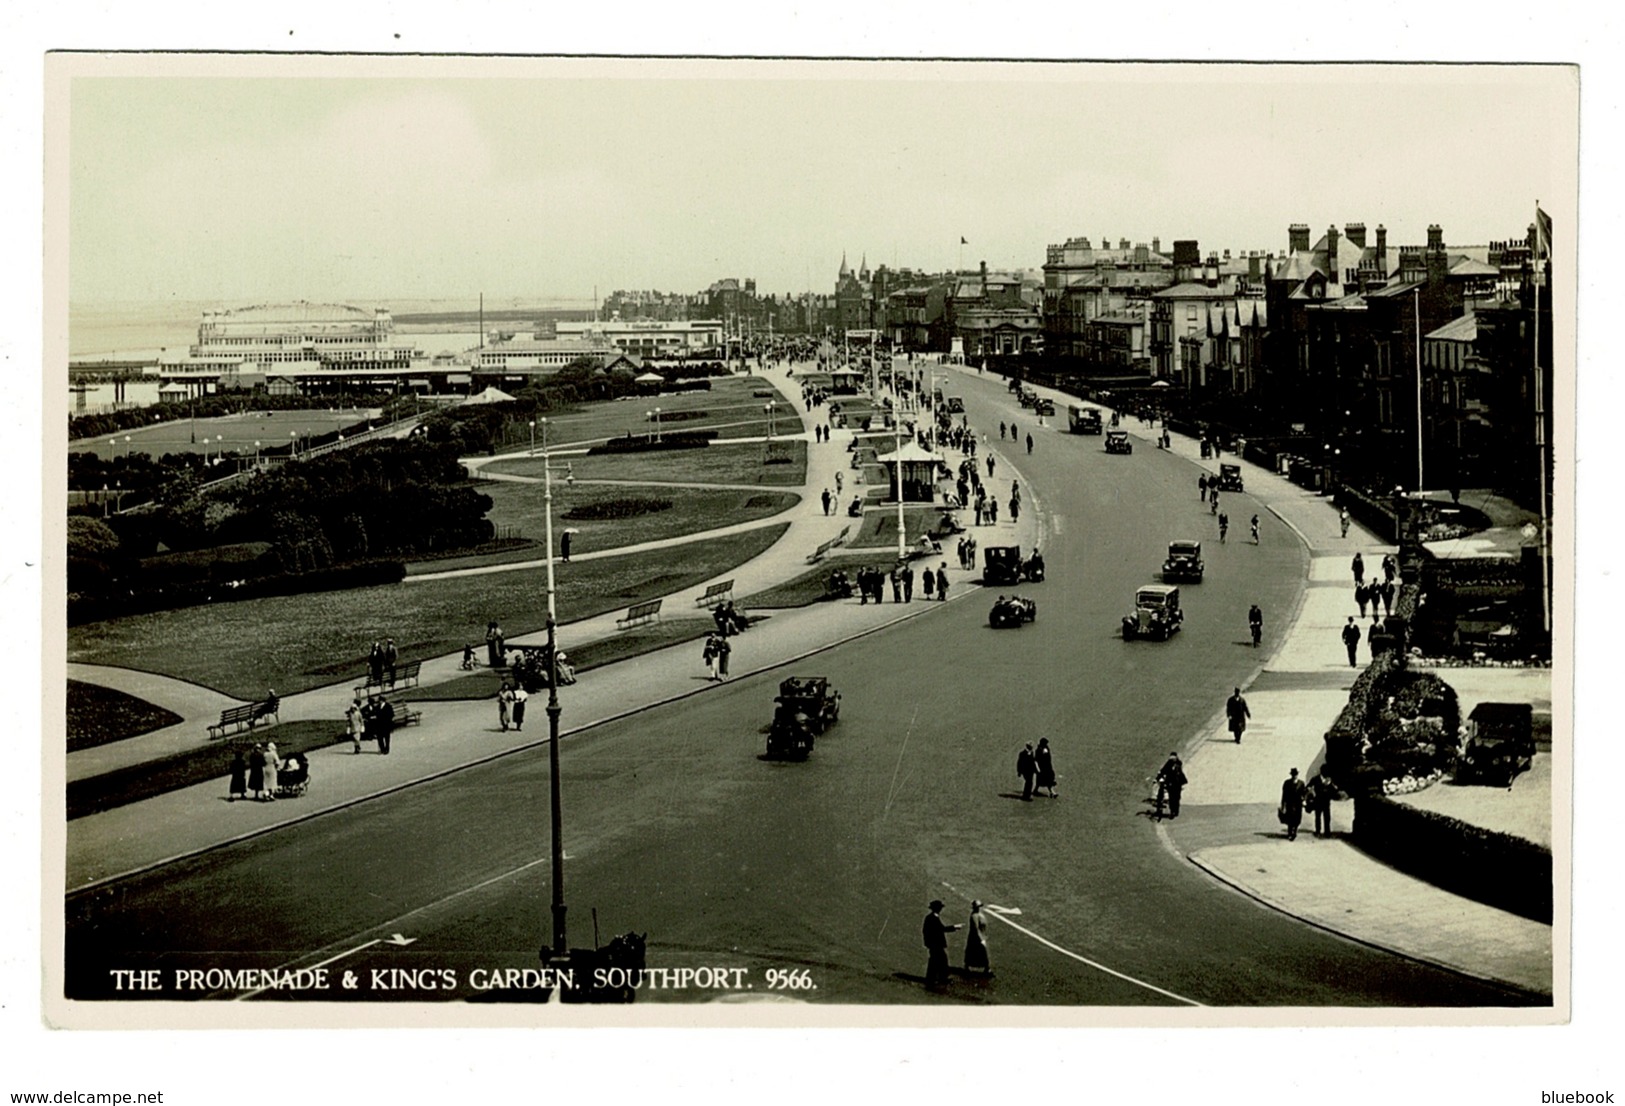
539;415;568;957
764;401;776;440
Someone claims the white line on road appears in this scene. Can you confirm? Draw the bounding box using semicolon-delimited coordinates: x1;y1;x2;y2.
944;884;1203;1006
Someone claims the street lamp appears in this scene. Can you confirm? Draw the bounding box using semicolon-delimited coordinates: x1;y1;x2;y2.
108;437;118;462
529;419;537;458
254;440;261;468
764;400;776;440
538;414;568;958
290;429;298;457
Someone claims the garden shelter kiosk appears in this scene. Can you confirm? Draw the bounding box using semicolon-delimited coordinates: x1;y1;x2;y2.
875;440;943;503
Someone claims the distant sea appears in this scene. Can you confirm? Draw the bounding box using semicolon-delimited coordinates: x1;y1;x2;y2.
68;297;596;359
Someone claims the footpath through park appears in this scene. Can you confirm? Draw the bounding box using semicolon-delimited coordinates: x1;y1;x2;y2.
64;361;1553;999
64;362;1045;890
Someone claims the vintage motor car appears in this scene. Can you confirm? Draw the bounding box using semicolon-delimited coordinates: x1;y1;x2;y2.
1216;462;1245;492
1033;398;1056;416
766;676;842;760
1121;584;1184;641
1455;701;1535;786
983;544;1044;586
1161;540;1205;582
946;396;965;413
1104;430;1133;454
1068;405;1104;434
989;594;1038;628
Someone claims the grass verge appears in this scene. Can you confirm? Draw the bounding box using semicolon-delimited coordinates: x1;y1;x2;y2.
66;681;184;753
489;438;809;488
67;524;789;701
67;720;345;820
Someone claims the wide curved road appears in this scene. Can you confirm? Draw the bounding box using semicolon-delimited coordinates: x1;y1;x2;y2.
66;371;1536;1007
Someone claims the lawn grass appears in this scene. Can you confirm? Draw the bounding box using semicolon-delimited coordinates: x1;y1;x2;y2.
850;506;956;547
486;438;808;488
496;376;798;451
471;480;798;557
67;720;345;820
66;524;790;701
66;680;183;752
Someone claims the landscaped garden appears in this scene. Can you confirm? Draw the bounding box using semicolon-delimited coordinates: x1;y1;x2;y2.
66;680;183;752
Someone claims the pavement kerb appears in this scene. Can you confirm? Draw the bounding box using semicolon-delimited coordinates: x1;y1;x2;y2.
1184;850;1547;1000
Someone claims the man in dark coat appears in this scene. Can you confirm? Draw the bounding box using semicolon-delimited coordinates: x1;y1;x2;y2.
1307;769;1337;837
1280;768;1307;840
901;562;915;602
1226;687;1250;744
377;698;395;755
1016;742;1037;800
1341;617;1362;667
1156;752;1188;818
922;900;960;988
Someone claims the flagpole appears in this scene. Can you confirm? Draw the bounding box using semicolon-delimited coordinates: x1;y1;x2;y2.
1414;286;1424;491
1535;202;1551;634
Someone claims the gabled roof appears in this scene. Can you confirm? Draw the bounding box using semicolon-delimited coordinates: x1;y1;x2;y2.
1426;314;1478;342
1154;281;1236;300
1448;257;1499;278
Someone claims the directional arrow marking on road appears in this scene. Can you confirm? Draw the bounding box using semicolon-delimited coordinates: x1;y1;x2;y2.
384;933;417;946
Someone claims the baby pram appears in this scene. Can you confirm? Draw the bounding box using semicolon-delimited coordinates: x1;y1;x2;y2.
275;754;310;799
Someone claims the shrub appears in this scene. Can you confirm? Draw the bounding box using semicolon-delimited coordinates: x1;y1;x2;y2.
563;496;674;521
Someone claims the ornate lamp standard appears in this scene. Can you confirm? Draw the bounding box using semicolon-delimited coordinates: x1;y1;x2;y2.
538;415;568;957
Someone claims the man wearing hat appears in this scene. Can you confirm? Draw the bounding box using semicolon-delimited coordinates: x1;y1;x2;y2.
1156;752;1188;819
922;899;960;988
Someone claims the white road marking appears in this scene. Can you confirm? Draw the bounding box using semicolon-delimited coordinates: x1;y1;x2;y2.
942;885;1203;1006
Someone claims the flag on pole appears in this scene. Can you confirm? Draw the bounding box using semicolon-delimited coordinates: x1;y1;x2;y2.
1534;205;1552;286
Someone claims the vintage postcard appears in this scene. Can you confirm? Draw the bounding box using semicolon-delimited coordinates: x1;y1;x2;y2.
44;53;1577;1032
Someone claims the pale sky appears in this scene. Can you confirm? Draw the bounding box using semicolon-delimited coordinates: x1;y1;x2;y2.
62;59;1576;305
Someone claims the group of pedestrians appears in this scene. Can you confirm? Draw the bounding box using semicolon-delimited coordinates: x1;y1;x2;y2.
701;632;732;681
346;694;396;752
1278;767;1338;840
228;741;280;801
922;898;993;987
1014;738;1058;800
494;681;530;731
955;534;978;571
367;638;398;686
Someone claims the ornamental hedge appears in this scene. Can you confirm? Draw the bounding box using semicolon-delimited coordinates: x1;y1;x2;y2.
562;496;673;521
1353;794;1552;923
589;430;719;454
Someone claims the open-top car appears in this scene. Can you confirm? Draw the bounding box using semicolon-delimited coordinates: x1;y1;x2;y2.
1216;462;1245;492
983;545;1044;586
766;676;842;760
1162;540;1205;582
1105;430;1133;454
989;594;1037;628
1122;584;1184;641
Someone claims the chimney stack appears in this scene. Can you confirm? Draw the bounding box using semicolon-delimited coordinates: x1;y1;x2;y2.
1326;225;1340;283
980;259;988;298
1344;223;1367;248
1152;237;1161;254
1376;225;1388;272
1427;224;1444;253
1288;223;1311;253
1119;238;1130;251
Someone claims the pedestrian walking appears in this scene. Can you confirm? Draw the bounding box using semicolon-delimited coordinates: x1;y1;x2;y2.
1199;474;1208;502
1307;769;1336;837
1009;495;1020;523
384;639;398;686
229;749;247;802
461;643;475;670
936;563;949;601
1279;768;1307;841
715;634;731;680
1380;580;1394;615
890;564;903;603
561;531;572;563
1226;687;1250;744
835;470;844;494
1352;552;1365;586
264;740;281;799
1026;432;1033;455
1249;603;1264;647
1383;553;1397;583
1339;506;1351;538
922;900;960;988
511;684;528;731
988;497;998;524
902;562;915;602
1367;617;1382;661
1034;737;1058;798
821;488;832;516
348;696;365;753
999;421;1007;440
921;565;936;600
369;640;383;684
377;699;395;754
1156;752;1187;818
497;682;513;731
964;901;992;975
702;634;720;681
1250;514;1260;544
1341;617;1362;667
986;454;996;478
248;743;267;800
1016;742;1037;800
1218;511;1229;543
1355;583;1370;617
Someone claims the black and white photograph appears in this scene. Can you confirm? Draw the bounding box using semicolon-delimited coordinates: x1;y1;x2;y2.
9;7;1615;1101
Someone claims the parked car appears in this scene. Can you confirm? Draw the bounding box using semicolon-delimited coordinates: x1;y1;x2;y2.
989;594;1038;628
1456;702;1535;786
1216;462;1244;492
1121;584;1183;641
1068;405;1104;434
1161;540;1205;582
946;396;965;413
1105;430;1133;454
766;676;842;760
1033;398;1055;416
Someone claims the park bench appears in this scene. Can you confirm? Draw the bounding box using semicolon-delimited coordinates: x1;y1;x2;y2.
355;659;423;699
208;697;279;740
388;700;423;728
834;525;852;547
806;538;837;565
615;598;663;630
694;579;735;608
